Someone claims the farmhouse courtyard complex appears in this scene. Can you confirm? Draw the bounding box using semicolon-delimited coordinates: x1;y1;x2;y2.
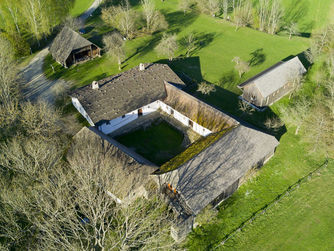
71;63;279;240
2;0;333;249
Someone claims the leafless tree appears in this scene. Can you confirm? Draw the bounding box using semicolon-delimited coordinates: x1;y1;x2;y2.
285;22;300;40
196;0;221;17
103;32;125;70
20;101;63;139
264;116;284;131
102;0;138;39
155;33;178;61
142;0;168;33
233;0;253;30
238;100;255;117
179;0;192;15
267;0;283;35
232;56;250;77
182;32;196;57
278;97;310;135
197;82;216;95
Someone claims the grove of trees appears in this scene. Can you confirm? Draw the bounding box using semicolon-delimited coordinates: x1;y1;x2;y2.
0;0;74;55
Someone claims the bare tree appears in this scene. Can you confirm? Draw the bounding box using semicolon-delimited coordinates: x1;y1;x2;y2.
142;0;168;33
264;116;283;131
232;56;250;77
238;100;255;117
103;32;126;70
285;22;300;40
182;32;196;57
64;16;83;30
20;101;62;139
233;0;253;30
155;33;178;61
179;0;192;15
102;0;138;39
197;82;216;95
196;0;221;17
267;0;283;35
278;97;310;135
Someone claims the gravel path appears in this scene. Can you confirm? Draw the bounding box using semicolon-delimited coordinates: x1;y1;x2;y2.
20;0;102;105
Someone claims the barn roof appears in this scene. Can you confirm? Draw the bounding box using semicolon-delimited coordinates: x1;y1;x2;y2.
161;125;279;215
50;27;95;64
238;56;306;97
71;63;185;123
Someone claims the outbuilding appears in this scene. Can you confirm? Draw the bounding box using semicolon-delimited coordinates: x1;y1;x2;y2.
50;27;101;68
238;56;307;108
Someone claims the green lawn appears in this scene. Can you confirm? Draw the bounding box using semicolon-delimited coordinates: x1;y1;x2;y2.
45;0;309;92
70;0;95;17
221;160;334;251
282;0;334;33
115;120;185;166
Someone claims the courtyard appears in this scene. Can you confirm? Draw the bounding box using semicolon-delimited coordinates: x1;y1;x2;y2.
114;118;188;166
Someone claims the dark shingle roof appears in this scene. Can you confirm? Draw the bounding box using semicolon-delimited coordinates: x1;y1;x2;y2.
162;125;279;215
238;56;307;97
50;27;95;64
71;63;185;123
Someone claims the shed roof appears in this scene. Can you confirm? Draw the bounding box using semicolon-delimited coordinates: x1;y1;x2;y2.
238;56;306;97
50;27;95;64
161;125;279;215
71;63;185;123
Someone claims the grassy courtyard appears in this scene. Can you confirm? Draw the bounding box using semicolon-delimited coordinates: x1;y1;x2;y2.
115;120;186;166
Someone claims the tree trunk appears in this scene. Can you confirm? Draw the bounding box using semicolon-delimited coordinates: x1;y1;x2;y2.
295;125;300;135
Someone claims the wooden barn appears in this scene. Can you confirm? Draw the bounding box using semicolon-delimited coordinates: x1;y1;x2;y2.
238;56;307;108
50;27;101;68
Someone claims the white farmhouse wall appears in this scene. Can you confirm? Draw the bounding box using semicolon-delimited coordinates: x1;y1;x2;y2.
99;101;161;134
71;97;95;126
97;100;211;136
156;101;211;137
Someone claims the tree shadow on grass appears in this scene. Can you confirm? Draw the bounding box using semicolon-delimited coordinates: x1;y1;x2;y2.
248;48;266;67
163;11;199;34
155;56;203;84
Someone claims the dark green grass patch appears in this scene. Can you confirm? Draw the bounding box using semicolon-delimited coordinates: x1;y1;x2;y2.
115;120;186;166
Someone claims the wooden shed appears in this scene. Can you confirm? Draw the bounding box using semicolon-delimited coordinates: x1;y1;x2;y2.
238;56;307;108
50;27;101;68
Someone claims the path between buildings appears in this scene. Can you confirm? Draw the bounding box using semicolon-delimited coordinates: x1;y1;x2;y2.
20;0;102;105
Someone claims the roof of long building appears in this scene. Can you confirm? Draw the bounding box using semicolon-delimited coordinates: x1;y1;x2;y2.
71;63;185;123
161;125;279;215
238;56;307;97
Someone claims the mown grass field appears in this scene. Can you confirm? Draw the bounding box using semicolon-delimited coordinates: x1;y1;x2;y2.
45;0;310;93
44;0;334;249
70;0;95;17
221;160;334;251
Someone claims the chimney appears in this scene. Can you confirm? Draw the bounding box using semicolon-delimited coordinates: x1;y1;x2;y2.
139;63;145;71
92;81;99;90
